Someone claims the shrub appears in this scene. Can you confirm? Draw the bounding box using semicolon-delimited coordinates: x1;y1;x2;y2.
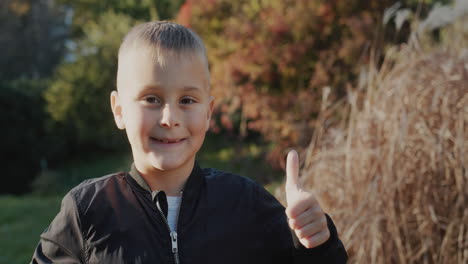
0;80;49;194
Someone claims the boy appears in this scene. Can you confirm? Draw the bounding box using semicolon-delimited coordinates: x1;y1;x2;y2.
31;21;347;263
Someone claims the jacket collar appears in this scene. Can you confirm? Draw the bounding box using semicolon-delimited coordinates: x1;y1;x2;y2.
129;164;153;193
126;161;205;198
125;161;205;230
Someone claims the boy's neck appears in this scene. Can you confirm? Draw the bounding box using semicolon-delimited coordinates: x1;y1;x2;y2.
134;159;194;196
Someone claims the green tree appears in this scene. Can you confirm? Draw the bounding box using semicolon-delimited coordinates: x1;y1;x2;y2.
0;0;67;80
0;0;67;194
45;11;134;149
45;0;185;150
0;0;185;194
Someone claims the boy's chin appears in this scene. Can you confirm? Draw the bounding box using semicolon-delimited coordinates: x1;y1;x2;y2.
148;156;192;172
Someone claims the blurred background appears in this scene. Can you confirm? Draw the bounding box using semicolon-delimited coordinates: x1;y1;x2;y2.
0;0;467;263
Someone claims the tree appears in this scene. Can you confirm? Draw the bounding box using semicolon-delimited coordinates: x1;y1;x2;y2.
183;0;431;164
0;0;186;194
45;0;185;150
0;0;67;80
0;0;67;194
45;11;134;149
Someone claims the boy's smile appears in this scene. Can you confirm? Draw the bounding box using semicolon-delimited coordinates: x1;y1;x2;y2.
112;47;213;182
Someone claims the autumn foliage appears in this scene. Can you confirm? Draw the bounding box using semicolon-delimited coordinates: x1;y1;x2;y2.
179;0;396;164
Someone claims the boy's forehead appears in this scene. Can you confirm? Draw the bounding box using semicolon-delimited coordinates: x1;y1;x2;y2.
117;47;210;93
119;45;207;68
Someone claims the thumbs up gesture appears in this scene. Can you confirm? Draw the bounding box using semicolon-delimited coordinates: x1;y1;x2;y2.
285;150;330;248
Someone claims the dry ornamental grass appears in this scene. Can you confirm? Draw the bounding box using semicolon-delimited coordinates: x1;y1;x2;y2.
297;44;468;263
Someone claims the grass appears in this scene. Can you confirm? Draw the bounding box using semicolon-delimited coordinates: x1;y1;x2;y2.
32;150;133;196
0;195;62;264
0;133;284;264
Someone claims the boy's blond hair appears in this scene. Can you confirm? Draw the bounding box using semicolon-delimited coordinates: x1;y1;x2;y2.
117;21;209;89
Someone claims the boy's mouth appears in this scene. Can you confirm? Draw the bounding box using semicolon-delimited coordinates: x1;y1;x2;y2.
150;137;186;144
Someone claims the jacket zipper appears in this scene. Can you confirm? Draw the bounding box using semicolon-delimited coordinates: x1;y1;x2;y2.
155;192;183;264
170;231;179;264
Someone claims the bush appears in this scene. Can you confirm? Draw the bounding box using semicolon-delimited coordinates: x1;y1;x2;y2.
0;80;49;194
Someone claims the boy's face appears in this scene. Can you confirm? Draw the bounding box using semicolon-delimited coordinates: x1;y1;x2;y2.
112;48;213;175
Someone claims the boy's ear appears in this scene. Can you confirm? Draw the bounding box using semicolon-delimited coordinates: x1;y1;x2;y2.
110;91;126;130
206;96;215;132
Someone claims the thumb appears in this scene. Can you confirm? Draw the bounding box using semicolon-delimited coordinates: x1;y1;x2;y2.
285;149;301;195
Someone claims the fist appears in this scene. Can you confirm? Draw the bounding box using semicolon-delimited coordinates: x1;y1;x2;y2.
285;150;330;248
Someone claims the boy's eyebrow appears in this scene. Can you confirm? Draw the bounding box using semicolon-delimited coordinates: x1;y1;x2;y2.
135;85;161;96
181;86;204;92
140;84;204;93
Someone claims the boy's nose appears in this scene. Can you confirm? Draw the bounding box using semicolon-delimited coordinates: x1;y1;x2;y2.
159;104;180;128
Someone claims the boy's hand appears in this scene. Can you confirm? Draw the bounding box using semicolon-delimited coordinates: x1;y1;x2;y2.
285;150;330;248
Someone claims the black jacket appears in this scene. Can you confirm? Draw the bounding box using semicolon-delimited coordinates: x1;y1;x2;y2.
32;163;347;263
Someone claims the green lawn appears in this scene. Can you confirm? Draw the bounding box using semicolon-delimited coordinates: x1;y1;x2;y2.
0;134;284;264
0;150;133;264
0;195;62;264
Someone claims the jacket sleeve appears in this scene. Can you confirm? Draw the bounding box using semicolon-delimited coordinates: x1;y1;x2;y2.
31;192;86;264
291;214;348;263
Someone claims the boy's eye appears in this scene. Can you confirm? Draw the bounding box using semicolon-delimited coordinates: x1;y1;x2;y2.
180;97;196;104
144;96;160;104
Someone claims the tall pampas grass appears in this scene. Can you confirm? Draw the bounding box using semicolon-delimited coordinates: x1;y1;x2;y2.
285;3;468;263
